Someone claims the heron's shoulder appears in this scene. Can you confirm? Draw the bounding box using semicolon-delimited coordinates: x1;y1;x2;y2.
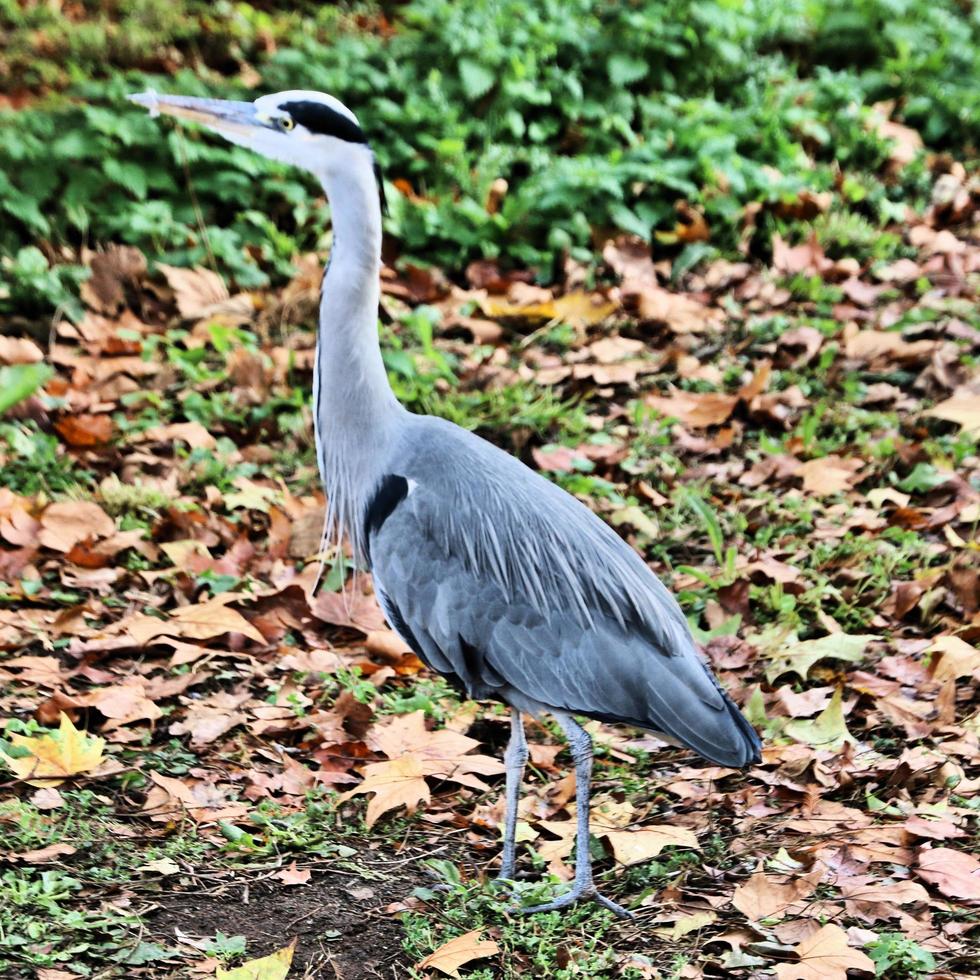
391;414;542;486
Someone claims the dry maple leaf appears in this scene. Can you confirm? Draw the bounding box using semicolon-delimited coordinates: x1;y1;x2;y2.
0;336;44;364
732;868;822;921
589;336;645;363
83;681;163;728
646;389;739;428
602;235;659;287
54;413;114;447
79;244;146;313
799;456;864;495
2;713;105;786
536;795;699;868
844;330;936;365
926;392;980;437
157;263;229;319
30;787;65;810
631;285;721;334
928;635;980;681
169;697;247;745
603;826;699;866
364;629;412;663
417;930;500;979
141;421;217;450
16;843;78;866
370;711;505;789
772;233;828;275
142;770;248;824
37;500;115;552
870;106;924;168
904;814;965;842
274;861;311;886
839;877;929;921
775;923;875;980
916;847;980;900
479;290;616;328
343;712;504;825
2;655;65;688
125;596;264;645
345;755;430;827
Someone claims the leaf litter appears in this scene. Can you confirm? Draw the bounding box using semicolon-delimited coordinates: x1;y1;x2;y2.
0;87;978;980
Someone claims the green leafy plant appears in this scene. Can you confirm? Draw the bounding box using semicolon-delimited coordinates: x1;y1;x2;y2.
867;932;936;977
0;363;53;415
2;0;976;313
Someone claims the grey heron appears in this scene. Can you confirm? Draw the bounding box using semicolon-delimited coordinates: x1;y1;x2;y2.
130;89;761;917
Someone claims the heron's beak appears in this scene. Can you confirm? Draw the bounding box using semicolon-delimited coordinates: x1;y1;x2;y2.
128;91;265;137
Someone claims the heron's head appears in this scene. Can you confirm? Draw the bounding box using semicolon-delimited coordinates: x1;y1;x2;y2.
129;89;371;177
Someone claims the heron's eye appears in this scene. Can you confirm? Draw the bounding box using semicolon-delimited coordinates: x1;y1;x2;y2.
279;116;295;132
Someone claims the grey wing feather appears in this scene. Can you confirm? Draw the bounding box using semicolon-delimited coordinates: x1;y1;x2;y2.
369;416;760;768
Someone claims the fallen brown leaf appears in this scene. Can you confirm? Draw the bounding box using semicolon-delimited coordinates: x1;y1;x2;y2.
141;421;218;450
926;391;980;437
646;390;738;428
273;861;312;886
916;847;980;900
732;868;821;921
929;635;980;681
0;336;44;364
125;596;264;645
775;923;875;979
631;285;721;334
158;263;229;320
417;930;500;979
342;711;504;826
799;456;864;495
38;501;115;552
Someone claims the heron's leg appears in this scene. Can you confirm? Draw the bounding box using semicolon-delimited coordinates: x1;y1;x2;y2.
496;707;528;881
517;711;633;919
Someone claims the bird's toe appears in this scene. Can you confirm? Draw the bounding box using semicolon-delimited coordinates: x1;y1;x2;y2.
594;892;634;919
511;886;633;918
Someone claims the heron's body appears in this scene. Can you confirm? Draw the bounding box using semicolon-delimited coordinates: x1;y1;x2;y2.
132;87;761;916
367;416;757;767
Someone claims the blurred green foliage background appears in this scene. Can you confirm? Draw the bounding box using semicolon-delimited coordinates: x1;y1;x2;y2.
1;0;977;316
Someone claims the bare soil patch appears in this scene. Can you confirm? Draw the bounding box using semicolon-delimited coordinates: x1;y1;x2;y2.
147;854;423;979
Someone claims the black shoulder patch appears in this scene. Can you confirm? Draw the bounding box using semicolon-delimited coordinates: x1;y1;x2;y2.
280;100;368;144
363;474;409;562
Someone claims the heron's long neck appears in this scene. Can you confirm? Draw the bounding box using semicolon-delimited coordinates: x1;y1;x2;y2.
314;150;401;561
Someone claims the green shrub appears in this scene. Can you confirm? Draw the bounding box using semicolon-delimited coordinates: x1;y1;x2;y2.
0;0;976;312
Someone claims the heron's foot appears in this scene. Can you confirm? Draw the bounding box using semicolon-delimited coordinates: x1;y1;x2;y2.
512;884;634;919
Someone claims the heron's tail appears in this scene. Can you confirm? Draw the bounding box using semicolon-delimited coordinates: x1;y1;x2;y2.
682;663;761;768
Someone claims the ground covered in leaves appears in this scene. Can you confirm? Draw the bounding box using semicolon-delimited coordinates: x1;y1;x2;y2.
2;184;979;978
2;3;980;979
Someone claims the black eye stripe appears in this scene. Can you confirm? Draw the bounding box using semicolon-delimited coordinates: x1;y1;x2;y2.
279;100;368;144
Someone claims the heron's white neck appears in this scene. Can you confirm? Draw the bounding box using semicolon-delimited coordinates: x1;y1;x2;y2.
313;149;402;563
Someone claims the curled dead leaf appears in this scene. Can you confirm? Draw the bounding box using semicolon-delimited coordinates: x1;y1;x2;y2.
54;413;113;447
646;390;738;428
417;930;500;979
38;501;115;553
